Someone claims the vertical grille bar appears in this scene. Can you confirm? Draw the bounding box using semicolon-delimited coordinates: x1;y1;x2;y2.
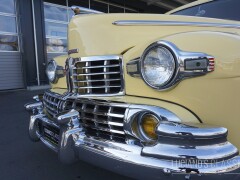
86;61;92;94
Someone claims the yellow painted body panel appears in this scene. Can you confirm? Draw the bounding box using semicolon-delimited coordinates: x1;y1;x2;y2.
51;88;199;124
68;13;240;58
124;31;240;149
51;12;240;148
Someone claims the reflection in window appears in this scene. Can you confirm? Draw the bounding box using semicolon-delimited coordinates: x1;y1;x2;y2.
0;0;15;14
43;1;138;53
44;3;68;52
172;0;240;21
45;22;67;37
44;4;68;22
46;38;67;52
0;16;17;33
0;35;18;51
0;0;18;52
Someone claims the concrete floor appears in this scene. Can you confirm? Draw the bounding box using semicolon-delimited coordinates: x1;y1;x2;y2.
0;90;133;180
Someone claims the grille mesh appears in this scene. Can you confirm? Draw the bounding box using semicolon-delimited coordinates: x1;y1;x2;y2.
74;99;127;143
72;56;124;95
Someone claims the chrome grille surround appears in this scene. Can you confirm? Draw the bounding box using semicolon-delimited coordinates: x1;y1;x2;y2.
72;98;128;143
71;55;125;96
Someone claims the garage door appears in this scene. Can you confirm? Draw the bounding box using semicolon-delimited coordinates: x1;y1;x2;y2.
0;0;24;90
0;52;24;90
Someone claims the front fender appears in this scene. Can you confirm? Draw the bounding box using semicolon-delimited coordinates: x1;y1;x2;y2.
123;31;240;149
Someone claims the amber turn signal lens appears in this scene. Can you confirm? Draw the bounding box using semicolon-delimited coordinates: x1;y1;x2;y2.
140;114;159;140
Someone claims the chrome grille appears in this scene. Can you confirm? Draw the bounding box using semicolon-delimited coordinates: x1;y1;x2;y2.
43;91;64;118
74;99;127;143
43;91;75;119
72;55;124;95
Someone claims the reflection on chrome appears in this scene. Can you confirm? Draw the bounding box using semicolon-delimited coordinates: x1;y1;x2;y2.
25;91;240;179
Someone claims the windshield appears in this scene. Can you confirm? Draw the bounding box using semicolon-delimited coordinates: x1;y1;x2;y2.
172;0;240;21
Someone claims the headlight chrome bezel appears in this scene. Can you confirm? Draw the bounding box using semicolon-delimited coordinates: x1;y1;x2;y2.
46;60;65;84
140;43;178;90
126;40;215;91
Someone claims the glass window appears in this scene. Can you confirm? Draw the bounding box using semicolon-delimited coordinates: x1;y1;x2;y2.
0;0;15;14
0;34;18;51
44;2;69;53
44;4;68;22
0;16;17;33
46;37;67;52
172;0;240;21
0;0;18;52
45;22;68;37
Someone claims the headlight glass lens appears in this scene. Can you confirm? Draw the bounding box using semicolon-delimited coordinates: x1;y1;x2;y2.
140;113;159;140
46;60;57;82
142;46;175;88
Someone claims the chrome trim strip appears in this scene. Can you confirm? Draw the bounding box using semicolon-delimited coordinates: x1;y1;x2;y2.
73;71;120;76
76;64;120;69
80;55;121;61
73;78;121;83
113;20;240;29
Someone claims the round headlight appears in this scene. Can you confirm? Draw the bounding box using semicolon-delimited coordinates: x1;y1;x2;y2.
46;60;57;83
141;45;176;89
139;113;159;141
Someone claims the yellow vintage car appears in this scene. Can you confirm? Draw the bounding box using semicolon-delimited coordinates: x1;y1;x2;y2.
25;0;240;179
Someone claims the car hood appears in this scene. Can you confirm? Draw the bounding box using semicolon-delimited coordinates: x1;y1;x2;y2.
68;13;240;58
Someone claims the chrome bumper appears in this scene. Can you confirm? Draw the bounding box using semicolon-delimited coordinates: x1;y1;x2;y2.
26;102;240;179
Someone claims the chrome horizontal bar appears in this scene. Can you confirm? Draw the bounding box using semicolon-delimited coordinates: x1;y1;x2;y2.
73;64;119;69
75;85;121;89
84;124;125;135
73;79;121;83
44;103;58;113
113;20;240;29
80;109;124;118
78;55;121;62
108;113;125;118
73;72;120;76
82;117;124;127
